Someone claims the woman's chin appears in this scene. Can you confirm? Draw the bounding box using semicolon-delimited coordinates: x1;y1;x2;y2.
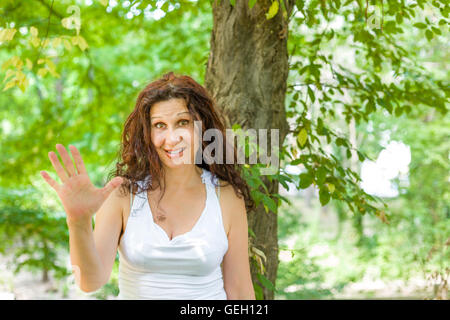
162;152;192;166
164;159;186;167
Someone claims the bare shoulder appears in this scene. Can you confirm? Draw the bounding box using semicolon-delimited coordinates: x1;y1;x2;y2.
216;179;247;237
114;182;129;208
113;180;132;242
97;179;129;222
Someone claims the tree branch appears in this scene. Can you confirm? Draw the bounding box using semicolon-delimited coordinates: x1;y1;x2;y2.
36;0;64;19
35;0;55;66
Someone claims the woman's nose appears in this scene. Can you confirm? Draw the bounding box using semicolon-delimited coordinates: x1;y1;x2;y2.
166;128;182;145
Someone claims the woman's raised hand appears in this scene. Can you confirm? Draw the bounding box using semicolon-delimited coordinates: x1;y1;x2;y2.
40;144;123;226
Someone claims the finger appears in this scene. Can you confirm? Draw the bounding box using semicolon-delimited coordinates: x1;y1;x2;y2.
56;144;77;177
69;145;87;175
101;177;123;198
48;151;69;184
40;170;61;192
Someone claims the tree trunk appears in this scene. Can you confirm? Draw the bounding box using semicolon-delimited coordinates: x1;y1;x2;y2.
205;0;293;299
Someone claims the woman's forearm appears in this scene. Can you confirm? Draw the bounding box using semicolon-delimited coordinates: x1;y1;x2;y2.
226;285;256;300
67;219;107;293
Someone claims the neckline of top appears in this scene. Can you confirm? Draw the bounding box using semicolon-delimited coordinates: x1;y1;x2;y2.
144;168;210;243
141;167;212;187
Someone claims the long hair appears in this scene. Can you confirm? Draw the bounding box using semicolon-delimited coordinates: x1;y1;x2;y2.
108;71;255;213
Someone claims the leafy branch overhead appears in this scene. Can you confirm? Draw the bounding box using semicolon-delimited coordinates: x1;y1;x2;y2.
0;0;448;299
1;0;90;92
1;0;448;218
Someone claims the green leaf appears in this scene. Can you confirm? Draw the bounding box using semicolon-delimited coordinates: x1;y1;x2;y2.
413;22;427;29
327;183;335;193
262;195;277;212
257;273;277;292
297;128;308;147
307;86;315;102
425;29;433;40
250;189;264;207
299;173;313;189
384;20;396;33
319;188;330;206
316;167;326;185
431;26;442;35
336;137;346;146
346;148;352;158
265;1;279;20
254;283;264;300
231;123;241;130
248;0;257;10
230;0;236;6
276;174;292;191
246;177;258;188
357;151;365;162
272;192;292;206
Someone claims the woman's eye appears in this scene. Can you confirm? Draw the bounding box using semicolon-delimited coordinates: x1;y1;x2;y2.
153;120;188;128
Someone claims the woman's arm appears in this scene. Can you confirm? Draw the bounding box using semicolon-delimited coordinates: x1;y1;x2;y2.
220;186;255;300
41;144;124;293
68;186;123;293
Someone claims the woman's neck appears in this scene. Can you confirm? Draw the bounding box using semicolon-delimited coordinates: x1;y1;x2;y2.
160;165;203;192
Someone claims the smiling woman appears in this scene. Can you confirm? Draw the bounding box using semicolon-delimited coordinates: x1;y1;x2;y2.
41;71;256;300
109;72;256;299
113;71;255;219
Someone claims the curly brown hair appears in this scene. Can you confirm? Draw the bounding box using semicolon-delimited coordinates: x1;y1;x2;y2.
108;71;255;213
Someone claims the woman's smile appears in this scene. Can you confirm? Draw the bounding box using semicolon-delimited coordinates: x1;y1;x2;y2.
165;147;186;159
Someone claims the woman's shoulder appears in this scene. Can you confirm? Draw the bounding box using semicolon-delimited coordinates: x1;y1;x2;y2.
214;175;245;211
112;176;148;204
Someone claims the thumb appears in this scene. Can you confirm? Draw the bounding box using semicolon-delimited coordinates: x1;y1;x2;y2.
101;176;124;197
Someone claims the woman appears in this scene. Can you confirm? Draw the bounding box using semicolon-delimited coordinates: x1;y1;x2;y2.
40;72;256;300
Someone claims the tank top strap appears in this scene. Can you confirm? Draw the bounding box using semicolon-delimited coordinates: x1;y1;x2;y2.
129;177;151;218
201;168;218;188
200;168;227;245
201;169;222;215
201;168;221;201
129;183;133;209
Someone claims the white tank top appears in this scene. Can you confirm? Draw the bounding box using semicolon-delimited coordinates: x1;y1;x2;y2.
117;168;229;299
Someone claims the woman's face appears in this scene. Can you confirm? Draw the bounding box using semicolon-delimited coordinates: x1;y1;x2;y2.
150;98;199;168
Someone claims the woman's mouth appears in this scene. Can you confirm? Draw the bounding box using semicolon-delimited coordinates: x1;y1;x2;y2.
165;147;185;159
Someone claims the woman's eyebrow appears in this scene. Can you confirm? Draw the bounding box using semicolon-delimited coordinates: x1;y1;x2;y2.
151;112;190;120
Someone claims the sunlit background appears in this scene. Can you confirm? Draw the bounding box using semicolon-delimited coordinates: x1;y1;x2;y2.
0;0;448;300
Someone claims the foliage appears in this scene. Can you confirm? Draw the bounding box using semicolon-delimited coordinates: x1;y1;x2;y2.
1;0;214;297
0;187;69;281
355;104;450;298
282;0;448;220
0;0;448;299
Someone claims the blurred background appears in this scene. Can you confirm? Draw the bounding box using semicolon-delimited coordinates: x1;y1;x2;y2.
0;0;448;299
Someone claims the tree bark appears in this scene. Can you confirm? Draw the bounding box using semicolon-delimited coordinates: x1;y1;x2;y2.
205;0;293;299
